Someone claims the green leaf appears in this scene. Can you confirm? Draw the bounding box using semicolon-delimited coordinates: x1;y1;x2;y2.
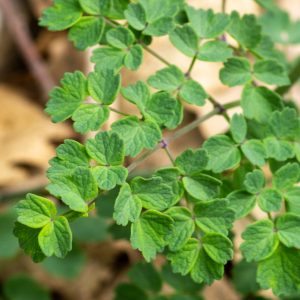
47;139;90;176
107;0;130;19
241;85;283;125
106;26;135;49
155;168;184;207
276;213;300;248
253;59;290;86
72;104;110;134
92;166;128;190
128;262;162;292
203;135;241;173
91;47;126;71
164;98;183;130
88;67;121;105
79;0;111;15
111;116;162;157
161;263;205;292
219;57;252;87
257;188;283;212
169;24;198;57
113;183;142;225
131;210;173;262
227;190;256;219
191;247;224;285
266;107;299;139
244;169;265;195
284;186;300;205
124;44;143;71
227;11;262;48
86;131;125;165
70;215;108;242
233;162;253;190
115;284;148;300
147;65;185;91
230;113;247;144
143;17;175;37
264;138;295;161
130;176;174;210
241;139;268;167
171;294;204;300
179;80;207;106
68;16;104;51
197;40;233;62
45;71;88;123
167;238;200;275
164;207;195;251
257;244;300;296
13;221;46;263
47;166;98;212
273;163;300;191
194;199;236;236
124;3;147;31
240;219;279;262
3;275;51;300
39;0;82;31
175;148;209;176
39;216;72;258
185;6;230;39
232;259;260;295
183;174;222;201
202;233;233;264
15;194;56;228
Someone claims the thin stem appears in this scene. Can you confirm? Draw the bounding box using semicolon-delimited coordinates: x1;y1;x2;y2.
164;147;176;166
222;0;226;13
109;106;131;116
140;42;172;66
184;190;191;210
187;55;197;75
267;212;272;221
207;96;230;123
195;225;202;243
104;17;118;28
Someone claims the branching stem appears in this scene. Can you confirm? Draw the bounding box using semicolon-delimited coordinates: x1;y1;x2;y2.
164;146;176;166
109;107;131;116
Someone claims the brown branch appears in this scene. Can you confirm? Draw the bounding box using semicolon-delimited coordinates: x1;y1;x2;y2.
0;0;55;98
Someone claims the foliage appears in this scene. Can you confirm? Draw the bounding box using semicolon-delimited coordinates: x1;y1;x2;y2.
8;0;300;298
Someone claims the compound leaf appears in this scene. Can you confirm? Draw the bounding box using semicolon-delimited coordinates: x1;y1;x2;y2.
183;174;222;201
111;116;162;157
79;0;111;15
257;244;300;296
203;135;241;173
197;40;233;62
169;24;198;57
167;238;200;275
202;233;233;265
164;207;195;251
72;104;110;134
284;186;300;205
230;113;247;144
240;219;279;262
106;26;135;49
264;138;295;161
194;199;236;236
179;80;207;106
131;210;173;262
164;98;184;130
13;222;46;263
244;169;265;195
143;17;175;37
191;247;224;285
241;139;268;167
276;213;300;248
107;0;130;19
39;0;82;31
86;131;125;165
88;67;121;105
186;6;230;39
227;11;262;48
38;216;72;258
124;2;147;31
15;194;56;228
175;148;209;176
124;44;143;71
257;188;283;212
219;57;252;87
272;163;300;191
68;16;104;51
113;183;142;226
254;59;290;86
45;71;88;123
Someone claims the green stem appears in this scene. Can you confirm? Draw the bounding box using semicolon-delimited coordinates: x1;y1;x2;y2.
195;225;202;243
140;42;172;66
222;0;226;13
187;55;197;75
109;106;131;116
275;58;300;96
184;190;191;211
207;96;230;123
267;212;272;221
164;147;176;166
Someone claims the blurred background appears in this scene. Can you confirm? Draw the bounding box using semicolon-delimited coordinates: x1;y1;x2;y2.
0;0;300;299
